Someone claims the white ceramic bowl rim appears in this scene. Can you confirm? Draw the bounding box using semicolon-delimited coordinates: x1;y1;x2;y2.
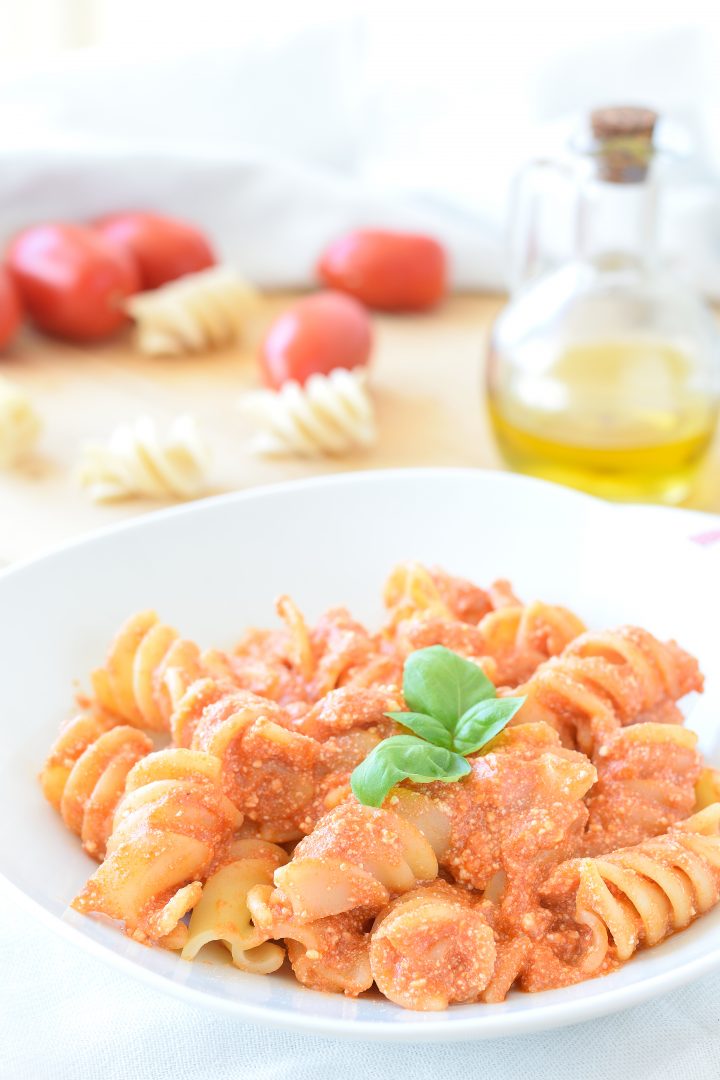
1;467;719;1042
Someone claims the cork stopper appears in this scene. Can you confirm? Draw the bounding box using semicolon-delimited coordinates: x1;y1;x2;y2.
589;106;658;183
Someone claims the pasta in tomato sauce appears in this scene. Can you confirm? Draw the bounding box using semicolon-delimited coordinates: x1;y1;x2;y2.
39;562;719;1010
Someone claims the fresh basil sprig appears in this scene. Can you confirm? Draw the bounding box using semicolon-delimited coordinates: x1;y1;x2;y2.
350;645;525;807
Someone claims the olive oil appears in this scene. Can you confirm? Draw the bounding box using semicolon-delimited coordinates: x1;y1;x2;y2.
488;339;717;503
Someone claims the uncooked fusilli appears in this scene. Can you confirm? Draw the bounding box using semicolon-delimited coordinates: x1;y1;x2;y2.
78;415;211;502
240;367;376;458
0;376;41;467
126;266;258;356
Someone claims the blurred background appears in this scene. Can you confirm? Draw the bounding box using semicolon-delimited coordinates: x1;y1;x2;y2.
2;0;720;550
2;1;720;292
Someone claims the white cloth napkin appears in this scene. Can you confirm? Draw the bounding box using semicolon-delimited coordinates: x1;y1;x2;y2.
2;876;719;1080
1;21;719;295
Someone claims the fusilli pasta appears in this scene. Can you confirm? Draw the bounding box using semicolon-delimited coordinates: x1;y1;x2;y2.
126;266;258;356
247;886;373;996
531;804;720;990
91;610;205;730
78;415;211;502
181;838;288;973
240;367;376;458
512;626;703;754
171;677;320;841
582;723;702;855
424;722;596;928
72;749;241;947
370;880;496;1009
40;563;720;1011
382;561;585;683
271;801;439;922
0;375;41;467
39;711;152;859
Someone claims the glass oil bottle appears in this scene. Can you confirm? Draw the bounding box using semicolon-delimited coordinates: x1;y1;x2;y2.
487;106;719;503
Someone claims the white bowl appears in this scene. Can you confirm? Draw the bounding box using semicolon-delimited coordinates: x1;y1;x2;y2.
1;468;719;1042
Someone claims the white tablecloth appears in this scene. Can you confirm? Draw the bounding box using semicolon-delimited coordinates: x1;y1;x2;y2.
3;877;719;1080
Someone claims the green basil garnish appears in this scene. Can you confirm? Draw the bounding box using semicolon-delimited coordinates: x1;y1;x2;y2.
350;645;525;807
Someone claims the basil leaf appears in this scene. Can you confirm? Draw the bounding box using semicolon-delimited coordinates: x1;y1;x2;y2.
385;711;453;749
403;645;496;731
452;697;526;756
350;735;471;807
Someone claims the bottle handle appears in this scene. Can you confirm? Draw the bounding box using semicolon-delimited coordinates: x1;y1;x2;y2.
507;157;577;294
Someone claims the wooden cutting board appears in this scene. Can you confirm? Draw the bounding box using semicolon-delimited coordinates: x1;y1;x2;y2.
1;292;718;564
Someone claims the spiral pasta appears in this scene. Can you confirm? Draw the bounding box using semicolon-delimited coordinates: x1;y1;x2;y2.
532;804;720;992
582;723;702;855
247;885;373;996
370;880;496;1010
512;626;703;755
126;266;259;356
39;563;720;1010
267;596;400;703
476;601;587;685
91;611;205;731
0;375;41;467
39;711;153;859
78;415;211;503
424;722;596;928
271;801;439;922
382;563;585;683
696;767;720;811
170;677;320;840
181;839;288;973
382;562;456;626
241;367;376;458
72;749;242;947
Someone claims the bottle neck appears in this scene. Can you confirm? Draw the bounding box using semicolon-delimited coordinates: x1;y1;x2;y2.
576;177;656;269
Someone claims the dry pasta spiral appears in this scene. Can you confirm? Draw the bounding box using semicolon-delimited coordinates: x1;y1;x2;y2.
78;415;211;502
91;611;205;731
39;711;152;859
241;367;376;458
181;838;288;973
126;266;258;356
512;626;703;755
72;749;242;948
0;375;41;467
370;880;496;1010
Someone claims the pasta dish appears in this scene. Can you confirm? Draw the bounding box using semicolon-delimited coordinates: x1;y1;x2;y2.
39;562;720;1011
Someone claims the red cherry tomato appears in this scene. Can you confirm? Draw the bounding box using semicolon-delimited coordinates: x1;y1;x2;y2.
94;211;216;290
260;291;372;389
7;224;139;342
0;266;22;350
317;229;447;312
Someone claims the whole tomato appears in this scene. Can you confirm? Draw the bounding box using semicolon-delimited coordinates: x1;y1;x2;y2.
317;229;447;312
7;224;139;342
94;211;216;290
260;291;372;389
0;266;22;350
